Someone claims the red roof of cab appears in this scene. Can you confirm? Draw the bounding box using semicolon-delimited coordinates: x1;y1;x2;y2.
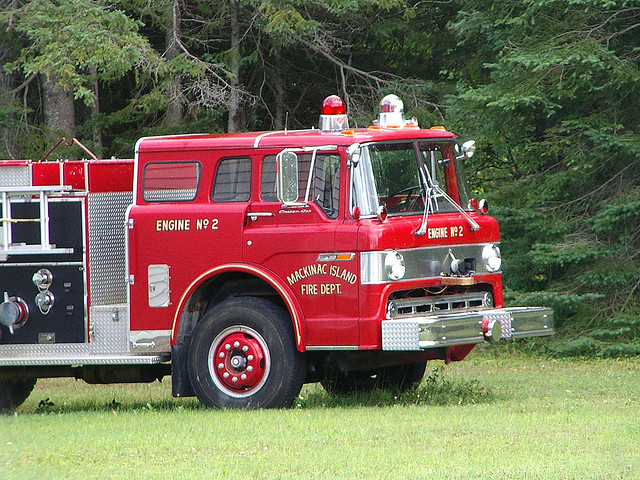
135;127;457;153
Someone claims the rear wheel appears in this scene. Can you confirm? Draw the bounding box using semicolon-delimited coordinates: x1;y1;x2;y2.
0;378;36;413
321;361;427;395
188;297;306;409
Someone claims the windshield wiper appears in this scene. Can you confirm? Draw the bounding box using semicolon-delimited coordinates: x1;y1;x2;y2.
414;164;480;236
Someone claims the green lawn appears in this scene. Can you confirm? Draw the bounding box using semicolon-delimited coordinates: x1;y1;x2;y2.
2;352;639;479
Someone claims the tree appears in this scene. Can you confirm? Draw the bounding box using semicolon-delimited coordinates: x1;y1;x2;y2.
447;0;640;355
1;0;159;155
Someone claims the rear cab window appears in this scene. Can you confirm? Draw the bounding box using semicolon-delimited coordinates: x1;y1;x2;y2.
142;161;202;202
212;157;252;202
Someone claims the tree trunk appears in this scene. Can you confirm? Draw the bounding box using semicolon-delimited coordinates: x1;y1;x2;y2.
165;0;183;126
0;71;18;158
42;74;75;139
89;66;102;149
227;0;241;133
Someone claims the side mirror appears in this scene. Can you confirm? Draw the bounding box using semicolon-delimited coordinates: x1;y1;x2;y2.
346;143;361;167
461;140;476;159
276;150;299;204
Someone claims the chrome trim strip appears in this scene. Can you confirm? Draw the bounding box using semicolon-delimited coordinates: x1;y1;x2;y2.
361;243;500;285
316;253;354;262
0;354;169;366
506;307;554;338
305;345;360;351
0;261;83;267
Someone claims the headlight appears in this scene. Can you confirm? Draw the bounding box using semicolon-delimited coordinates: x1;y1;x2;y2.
482;244;502;272
385;251;406;281
482;292;494;307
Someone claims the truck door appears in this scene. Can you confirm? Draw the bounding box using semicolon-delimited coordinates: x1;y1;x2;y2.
243;150;359;348
128;156;250;337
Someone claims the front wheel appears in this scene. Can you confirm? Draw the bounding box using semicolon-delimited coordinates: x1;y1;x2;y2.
321;361;427;395
188;297;306;409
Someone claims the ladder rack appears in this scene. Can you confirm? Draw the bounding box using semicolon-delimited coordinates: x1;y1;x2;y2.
0;185;74;258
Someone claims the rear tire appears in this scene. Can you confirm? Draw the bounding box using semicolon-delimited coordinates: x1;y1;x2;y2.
188;297;306;409
0;378;36;413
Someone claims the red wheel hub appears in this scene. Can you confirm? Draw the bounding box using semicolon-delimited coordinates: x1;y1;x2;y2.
212;331;267;393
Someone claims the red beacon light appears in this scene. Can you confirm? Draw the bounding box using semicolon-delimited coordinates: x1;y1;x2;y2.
319;95;349;132
322;95;346;115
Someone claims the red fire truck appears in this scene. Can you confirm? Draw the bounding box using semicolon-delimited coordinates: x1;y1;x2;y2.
0;95;553;410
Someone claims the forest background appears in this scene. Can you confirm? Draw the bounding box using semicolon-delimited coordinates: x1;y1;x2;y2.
0;0;638;357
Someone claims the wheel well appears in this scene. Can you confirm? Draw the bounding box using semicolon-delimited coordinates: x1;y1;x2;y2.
170;272;294;399
176;272;284;342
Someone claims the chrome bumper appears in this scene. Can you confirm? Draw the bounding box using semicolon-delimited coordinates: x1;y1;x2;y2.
381;307;554;351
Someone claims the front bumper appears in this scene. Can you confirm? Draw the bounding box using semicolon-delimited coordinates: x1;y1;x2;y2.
381;306;554;351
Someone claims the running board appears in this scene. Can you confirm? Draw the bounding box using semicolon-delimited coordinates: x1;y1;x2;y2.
0;353;169;367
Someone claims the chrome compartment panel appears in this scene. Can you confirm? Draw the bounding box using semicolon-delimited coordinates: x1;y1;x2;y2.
0;305;170;366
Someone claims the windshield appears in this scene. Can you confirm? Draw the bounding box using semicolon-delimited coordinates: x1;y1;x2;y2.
351;141;470;217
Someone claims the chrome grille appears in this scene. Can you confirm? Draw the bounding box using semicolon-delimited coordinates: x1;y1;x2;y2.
387;292;491;319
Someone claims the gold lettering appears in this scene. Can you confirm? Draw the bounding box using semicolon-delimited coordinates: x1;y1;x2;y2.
301;284;318;295
320;283;342;295
155;218;192;231
287;263;330;285
428;227;448;239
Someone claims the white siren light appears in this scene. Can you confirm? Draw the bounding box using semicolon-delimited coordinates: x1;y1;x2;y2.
376;94;415;128
319;95;349;132
380;94;404;113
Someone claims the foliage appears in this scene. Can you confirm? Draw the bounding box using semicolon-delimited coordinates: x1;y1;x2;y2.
0;0;639;354
447;0;640;355
297;365;491;408
2;0;159;105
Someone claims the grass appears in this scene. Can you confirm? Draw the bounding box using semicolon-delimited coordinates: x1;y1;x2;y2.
2;351;640;479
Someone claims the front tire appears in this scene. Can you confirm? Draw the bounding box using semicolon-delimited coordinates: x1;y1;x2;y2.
321;361;427;395
188;297;306;409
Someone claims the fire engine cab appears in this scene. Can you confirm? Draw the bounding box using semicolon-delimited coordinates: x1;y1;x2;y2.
0;95;553;410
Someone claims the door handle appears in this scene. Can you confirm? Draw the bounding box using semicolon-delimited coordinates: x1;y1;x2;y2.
247;212;274;221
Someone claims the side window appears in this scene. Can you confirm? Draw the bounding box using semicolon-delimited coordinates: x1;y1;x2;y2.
261;153;340;219
212;157;251;202
261;157;278;202
313;154;340;219
143;161;201;202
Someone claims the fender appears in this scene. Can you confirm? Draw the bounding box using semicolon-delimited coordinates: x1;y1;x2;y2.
171;263;306;351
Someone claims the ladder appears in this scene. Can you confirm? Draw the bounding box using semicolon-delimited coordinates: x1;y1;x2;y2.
0;186;74;258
